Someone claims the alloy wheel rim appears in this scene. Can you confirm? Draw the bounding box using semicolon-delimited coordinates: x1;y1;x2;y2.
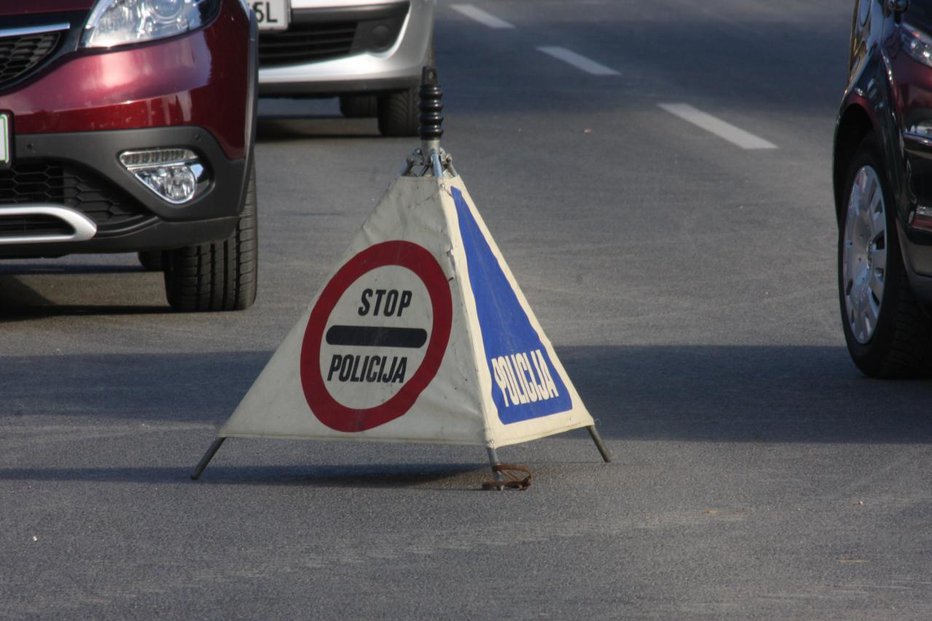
842;165;888;345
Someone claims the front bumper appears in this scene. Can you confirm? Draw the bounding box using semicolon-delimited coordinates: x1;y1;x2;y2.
0;0;257;258
0;126;245;258
258;0;434;97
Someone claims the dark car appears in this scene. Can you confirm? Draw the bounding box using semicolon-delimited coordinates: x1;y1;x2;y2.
0;0;258;311
833;0;932;375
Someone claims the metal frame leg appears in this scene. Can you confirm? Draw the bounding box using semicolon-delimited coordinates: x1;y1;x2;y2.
482;447;532;490
191;437;226;480
587;426;612;463
486;447;503;481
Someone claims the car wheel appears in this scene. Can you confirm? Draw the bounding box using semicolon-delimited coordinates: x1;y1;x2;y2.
163;162;258;312
377;87;419;137
340;95;378;118
839;136;932;377
377;42;435;137
138;250;164;271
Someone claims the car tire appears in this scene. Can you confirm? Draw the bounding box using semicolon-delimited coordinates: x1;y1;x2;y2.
340;95;378;118
138;250;164;271
377;87;419;137
838;136;932;377
163;162;258;312
376;41;435;137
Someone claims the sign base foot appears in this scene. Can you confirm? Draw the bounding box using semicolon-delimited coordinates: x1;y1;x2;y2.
588;426;612;463
191;437;226;480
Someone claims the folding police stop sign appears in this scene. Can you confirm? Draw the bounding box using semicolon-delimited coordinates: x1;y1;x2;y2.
224;173;598;440
191;170;610;480
191;67;610;480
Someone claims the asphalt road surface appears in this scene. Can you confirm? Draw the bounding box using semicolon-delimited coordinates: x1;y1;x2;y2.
3;1;932;619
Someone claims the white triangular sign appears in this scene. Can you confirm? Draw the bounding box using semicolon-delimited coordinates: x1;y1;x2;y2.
220;174;595;449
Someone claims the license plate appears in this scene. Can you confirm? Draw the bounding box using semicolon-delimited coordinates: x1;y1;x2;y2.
253;0;290;31
0;114;9;167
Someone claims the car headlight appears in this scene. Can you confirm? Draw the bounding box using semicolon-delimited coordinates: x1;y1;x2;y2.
902;22;932;67
82;0;218;49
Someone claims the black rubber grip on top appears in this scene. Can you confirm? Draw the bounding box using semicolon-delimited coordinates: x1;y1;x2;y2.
419;66;443;142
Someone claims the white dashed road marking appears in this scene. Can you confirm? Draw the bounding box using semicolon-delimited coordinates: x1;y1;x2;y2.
537;46;620;76
449;10;773;151
658;103;778;150
451;4;516;29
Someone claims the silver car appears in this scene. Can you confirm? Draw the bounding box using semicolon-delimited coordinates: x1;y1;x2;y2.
254;0;435;136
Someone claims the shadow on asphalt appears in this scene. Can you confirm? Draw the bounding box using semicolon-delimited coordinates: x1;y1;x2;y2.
0;271;170;318
257;116;383;141
3;347;932;444
560;345;932;444
0;464;488;488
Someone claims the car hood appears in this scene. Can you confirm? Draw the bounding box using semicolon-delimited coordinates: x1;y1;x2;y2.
0;0;94;16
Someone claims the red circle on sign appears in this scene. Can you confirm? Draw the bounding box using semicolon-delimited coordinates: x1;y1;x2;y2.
300;241;453;432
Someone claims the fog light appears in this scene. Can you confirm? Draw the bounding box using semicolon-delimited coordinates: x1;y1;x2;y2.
119;148;208;205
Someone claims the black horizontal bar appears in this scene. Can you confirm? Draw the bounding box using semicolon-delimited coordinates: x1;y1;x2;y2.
326;325;427;348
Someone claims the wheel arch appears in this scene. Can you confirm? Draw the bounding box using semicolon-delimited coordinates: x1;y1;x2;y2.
833;104;873;224
834;38;911;227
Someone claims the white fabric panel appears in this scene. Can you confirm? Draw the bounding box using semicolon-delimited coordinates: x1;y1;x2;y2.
218;174;594;448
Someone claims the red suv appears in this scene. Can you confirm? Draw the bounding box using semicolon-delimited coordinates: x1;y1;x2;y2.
0;0;258;311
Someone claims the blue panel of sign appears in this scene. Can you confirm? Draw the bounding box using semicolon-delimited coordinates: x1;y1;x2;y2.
452;187;572;424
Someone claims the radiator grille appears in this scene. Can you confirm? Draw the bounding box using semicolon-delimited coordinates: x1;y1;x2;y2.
0;162;152;233
259;21;357;66
258;6;408;68
0;214;71;237
0;31;61;88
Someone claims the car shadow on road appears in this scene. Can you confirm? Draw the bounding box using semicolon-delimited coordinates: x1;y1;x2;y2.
3;345;931;441
0;272;170;318
0;463;489;489
257;116;384;141
2;345;931;486
559;345;932;445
